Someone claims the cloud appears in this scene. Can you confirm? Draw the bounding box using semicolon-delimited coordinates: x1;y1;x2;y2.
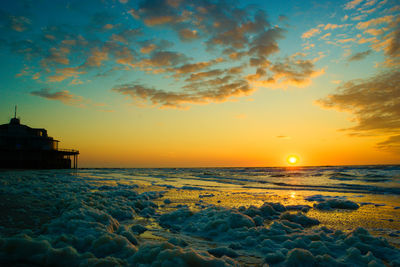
112;46;136;67
109;28;142;44
185;69;224;82
10;16;31;32
351;14;367;21
113;0;308;109
0;11;32;33
323;24;349;30
385;22;400;57
276;135;291;139
359;7;377;14
317;70;400;153
362;0;377;7
178;29;199;41
30;88;85;106
112;79;253;108
103;24;114;30
142;51;189;67
249;54;324;88
302;28;321;39
337;38;356;43
171;58;223;76
47;67;85;82
364;28;387;36
278;15;288;21
208;10;273;50
133;0;283;59
4;0;322;110
331;80;342;84
368;19;399;65
358;37;377;44
377;135;400;153
320;33;331;40
140;43;156;54
84;47;109;67
270;58;324;87
132;0;184;26
344;0;364;10
248;27;285;57
348;49;372;61
356;15;394;29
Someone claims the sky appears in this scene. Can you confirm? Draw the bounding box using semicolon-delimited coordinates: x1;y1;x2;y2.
0;0;399;167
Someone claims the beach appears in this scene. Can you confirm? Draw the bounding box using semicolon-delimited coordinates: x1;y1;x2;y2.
0;167;399;266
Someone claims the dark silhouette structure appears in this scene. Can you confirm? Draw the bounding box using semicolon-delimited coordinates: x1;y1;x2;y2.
0;107;79;169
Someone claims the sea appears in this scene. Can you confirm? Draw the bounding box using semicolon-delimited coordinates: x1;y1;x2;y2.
0;165;399;266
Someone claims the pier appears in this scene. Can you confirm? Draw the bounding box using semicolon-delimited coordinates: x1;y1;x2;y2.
0;107;79;169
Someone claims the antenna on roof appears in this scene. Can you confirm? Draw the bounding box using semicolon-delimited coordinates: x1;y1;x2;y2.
14;105;17;119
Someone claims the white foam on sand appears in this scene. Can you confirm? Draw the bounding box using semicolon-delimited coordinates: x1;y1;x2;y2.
0;170;399;266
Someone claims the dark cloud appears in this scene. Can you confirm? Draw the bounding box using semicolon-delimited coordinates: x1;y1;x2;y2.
248;27;285;57
269;57;321;86
278;15;288;21
1;0;321;109
185;69;224;82
318;70;400;153
111;0;320;108
132;0;284;58
386;22;400;57
133;0;184;26
109;28;142;44
30;88;85;106
377;135;400;153
172;61;214;75
170;58;223;77
318;70;400;132
368;16;400;66
248;55;323;88
178;28;199;41
348;49;372;61
145;51;189;67
227;66;243;74
0;10;32;33
112;79;253;108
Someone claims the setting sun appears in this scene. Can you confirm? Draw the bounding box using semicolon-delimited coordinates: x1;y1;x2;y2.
287;155;299;165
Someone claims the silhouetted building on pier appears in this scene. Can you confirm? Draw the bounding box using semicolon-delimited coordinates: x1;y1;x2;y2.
0;108;79;169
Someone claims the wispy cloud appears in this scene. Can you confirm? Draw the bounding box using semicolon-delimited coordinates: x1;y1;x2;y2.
302;28;321;39
276;135;291;139
30;88;85;106
377;135;400;153
356;15;394;29
344;0;364;10
347;49;372;61
47;67;85;83
317;70;400;153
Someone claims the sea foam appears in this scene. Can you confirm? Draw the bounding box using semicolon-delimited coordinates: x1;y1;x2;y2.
0;168;399;266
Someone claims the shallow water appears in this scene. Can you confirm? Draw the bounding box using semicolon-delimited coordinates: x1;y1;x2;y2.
79;166;400;242
0;166;399;266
